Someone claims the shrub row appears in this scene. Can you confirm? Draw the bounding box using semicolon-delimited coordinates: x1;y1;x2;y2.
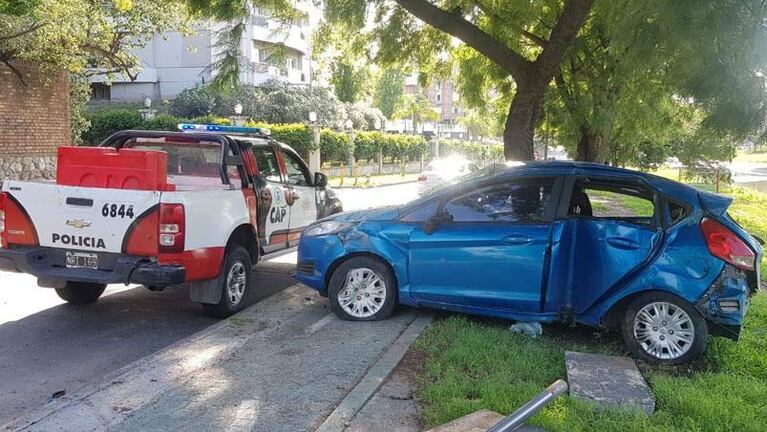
440;139;504;163
82;110;428;164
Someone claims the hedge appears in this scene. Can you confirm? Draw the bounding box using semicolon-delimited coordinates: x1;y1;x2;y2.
83;110;428;164
440;139;504;163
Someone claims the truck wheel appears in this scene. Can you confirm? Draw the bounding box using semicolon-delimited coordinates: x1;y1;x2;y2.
203;245;252;318
55;282;107;305
621;291;708;365
328;256;397;321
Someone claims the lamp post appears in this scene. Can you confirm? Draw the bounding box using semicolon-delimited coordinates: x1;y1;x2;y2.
344;119;355;177
374;118;384;175
139;96;156;120
231;102;245;126
308;111;321;174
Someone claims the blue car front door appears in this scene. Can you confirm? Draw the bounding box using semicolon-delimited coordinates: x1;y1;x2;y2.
408;177;560;315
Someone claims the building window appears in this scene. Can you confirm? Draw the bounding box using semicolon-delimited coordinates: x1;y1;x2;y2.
436;93;441;102
90;83;111;100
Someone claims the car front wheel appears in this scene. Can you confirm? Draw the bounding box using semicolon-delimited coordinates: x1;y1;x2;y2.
328;257;397;321
621;292;708;365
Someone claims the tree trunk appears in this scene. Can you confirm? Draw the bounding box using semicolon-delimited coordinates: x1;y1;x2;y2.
503;80;546;161
575;127;603;162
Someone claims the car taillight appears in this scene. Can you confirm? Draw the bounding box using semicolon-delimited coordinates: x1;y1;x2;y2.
700;217;755;270
159;203;185;253
418;175;427;182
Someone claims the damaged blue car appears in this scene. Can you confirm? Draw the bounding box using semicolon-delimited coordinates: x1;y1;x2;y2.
294;162;762;364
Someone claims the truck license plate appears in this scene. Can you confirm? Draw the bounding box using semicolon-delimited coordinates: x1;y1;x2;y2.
65;252;98;269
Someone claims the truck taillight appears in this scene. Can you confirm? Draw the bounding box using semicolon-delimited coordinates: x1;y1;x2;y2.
0;192;38;248
0;192;7;248
159;203;185;253
701;217;755;270
417;175;427;182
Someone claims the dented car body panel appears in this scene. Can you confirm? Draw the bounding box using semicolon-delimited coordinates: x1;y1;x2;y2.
294;162;762;338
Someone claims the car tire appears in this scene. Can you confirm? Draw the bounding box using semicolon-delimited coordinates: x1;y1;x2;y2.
55;282;107;304
202;245;252;319
621;291;708;365
328;256;397;321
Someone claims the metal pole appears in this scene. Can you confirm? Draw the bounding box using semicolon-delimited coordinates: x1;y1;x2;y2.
487;380;568;432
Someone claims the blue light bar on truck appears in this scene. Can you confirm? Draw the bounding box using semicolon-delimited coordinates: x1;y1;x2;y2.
177;123;271;135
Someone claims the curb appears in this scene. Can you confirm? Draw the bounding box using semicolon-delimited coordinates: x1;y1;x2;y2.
332;180;418;189
315;313;434;432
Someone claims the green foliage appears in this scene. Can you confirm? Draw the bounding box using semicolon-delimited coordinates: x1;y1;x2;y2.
330;60;370;103
167;86;216;118
136;114;183;132
440;139;504;163
392;94;440;133
68;76;91;145
82;109;143;145
320;129;352;164
0;0;190;78
373;68;406;119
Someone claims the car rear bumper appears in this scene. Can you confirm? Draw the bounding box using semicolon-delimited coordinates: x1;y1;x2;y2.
0;246;185;287
696;264;751;340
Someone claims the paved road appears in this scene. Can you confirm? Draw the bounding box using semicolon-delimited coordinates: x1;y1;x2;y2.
0;182;419;426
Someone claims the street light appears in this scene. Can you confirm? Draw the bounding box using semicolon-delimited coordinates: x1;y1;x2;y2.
344;119;354;131
143;97;152;109
234;102;243;115
309;111;317;123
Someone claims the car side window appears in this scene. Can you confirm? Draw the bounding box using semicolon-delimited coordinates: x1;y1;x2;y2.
568;179;655;226
251;147;282;182
444;178;555;223
284;151;311;186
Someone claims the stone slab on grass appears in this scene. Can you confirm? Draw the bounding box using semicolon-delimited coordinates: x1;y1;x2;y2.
565;351;655;415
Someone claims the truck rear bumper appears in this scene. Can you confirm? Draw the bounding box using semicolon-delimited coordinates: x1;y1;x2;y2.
0;247;185;286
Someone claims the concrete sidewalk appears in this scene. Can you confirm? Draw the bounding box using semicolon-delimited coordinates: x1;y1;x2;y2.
3;285;426;432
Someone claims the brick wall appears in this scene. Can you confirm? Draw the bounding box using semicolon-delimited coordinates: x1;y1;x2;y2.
0;61;69;181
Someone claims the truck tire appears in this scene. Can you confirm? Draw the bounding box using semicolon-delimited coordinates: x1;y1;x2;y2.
203;245;252;318
621;291;708;365
55;282;107;304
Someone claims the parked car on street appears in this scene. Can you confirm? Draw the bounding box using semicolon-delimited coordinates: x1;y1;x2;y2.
0;124;342;317
417;156;480;195
295;161;762;364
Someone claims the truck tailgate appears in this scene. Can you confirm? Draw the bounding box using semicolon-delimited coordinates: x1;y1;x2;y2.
3;181;161;253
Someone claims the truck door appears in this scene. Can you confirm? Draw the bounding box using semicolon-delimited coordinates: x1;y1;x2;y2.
249;145;290;253
280;149;319;246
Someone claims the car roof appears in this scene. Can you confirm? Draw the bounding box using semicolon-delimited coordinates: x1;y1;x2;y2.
471;160;702;202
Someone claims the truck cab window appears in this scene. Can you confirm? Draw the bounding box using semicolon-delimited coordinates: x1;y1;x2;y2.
284;151;311;186
251;147;282;182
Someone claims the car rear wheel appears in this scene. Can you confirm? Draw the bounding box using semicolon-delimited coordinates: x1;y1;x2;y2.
55;282;107;304
202;245;252;318
328;257;397;321
621;292;708;365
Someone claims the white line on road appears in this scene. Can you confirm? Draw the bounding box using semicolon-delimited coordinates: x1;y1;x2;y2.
227;399;259;432
306;313;336;335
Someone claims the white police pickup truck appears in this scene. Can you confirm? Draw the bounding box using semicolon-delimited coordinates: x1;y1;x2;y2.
0;124;342;317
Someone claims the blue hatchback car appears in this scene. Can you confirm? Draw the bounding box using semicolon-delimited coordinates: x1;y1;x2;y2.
294;162;762;364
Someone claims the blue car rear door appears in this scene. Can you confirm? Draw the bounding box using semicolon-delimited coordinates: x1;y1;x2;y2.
407;176;562;313
545;176;664;317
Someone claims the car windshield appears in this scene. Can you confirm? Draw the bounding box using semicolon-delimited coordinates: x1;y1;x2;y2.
402;162;515;211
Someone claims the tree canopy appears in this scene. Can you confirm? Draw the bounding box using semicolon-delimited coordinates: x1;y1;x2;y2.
0;0;190;82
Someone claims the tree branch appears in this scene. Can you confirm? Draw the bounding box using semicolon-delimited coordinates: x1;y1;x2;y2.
0;22;47;42
534;0;594;77
393;0;531;75
474;3;547;47
0;54;27;86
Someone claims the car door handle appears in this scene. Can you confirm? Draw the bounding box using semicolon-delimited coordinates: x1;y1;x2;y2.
606;237;640;250
502;235;534;245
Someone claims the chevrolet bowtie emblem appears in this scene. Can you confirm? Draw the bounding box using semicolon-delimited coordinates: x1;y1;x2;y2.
66;219;91;229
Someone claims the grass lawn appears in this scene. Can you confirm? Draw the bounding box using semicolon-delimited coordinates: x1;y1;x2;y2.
327;173;419;188
733;149;767;163
413;176;767;431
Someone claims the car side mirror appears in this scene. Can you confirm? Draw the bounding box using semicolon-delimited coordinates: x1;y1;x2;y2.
423;210;453;235
314;172;328;188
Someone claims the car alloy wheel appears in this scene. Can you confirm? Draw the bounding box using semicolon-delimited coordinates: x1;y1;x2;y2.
226;261;247;306
337;267;387;319
633;301;695;360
